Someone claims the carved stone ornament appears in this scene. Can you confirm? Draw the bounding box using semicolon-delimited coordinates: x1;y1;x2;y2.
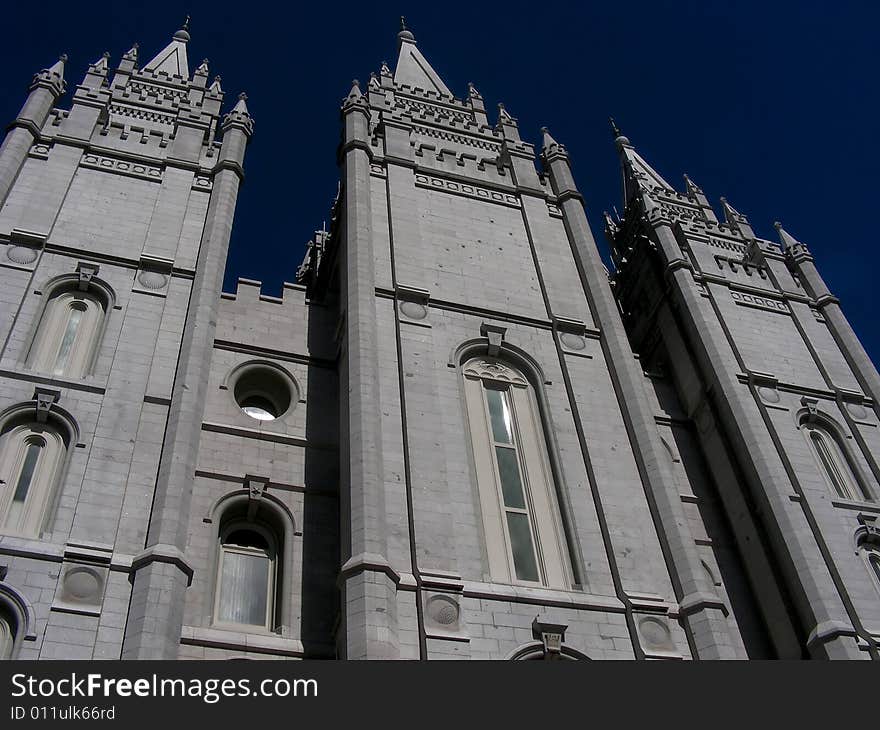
463;359;527;386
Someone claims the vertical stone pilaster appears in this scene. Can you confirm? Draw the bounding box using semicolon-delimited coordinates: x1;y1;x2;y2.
338;82;399;659
787;243;880;417
121;98;253;659
542;132;739;659
0;57;66;208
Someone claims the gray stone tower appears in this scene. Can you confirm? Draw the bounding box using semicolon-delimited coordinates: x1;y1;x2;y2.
0;19;877;661
607;126;880;659
0;21;254;659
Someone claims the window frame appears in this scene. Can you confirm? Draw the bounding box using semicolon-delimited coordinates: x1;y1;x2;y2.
801;419;872;502
212;520;279;633
462;356;572;589
26;285;108;379
0;420;68;538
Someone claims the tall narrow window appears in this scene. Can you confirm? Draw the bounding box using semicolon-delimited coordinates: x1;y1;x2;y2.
871;553;880;587
27;288;105;379
0;420;68;537
802;421;870;502
214;523;277;630
0;609;14;660
463;358;571;588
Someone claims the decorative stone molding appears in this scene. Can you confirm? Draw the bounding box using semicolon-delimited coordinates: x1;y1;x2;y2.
635;614;681;658
76;262;99;291
134;255;173;295
52;541;113;616
730;289;788;314
80;151;163;182
463;359;526;386
396;285;430;322
531;617;567;659
413;173;518;208
33;387;60;423
129;544;194;586
245;475;268;521
479;322;507;357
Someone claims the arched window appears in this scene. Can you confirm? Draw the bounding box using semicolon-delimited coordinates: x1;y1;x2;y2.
214;521;278;631
0;417;68;537
802;420;870;502
27;286;106;378
462;357;571;588
870;552;880;587
0;608;14;660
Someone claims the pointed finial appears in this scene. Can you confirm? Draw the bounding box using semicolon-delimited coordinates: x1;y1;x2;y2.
541;126;560;152
174;15;191;42
468;81;482;99
369;72;379;89
610;116;630;148
209;75;223;94
196;58;209;75
774;221;804;252
346;79;363;101
498;102;512;121
48;54;67;76
230;91;250;115
683;173;703;196
398;16;415;42
123;43;138;61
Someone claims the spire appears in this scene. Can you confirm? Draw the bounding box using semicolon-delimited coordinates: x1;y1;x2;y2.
123;43;139;62
31;54;67;96
468;82;482;100
143;19;190;78
393;19;453;97
398;16;415;44
720;197;755;237
209;75;223;95
541;126;564;155
81;52;110;89
610;117;630;149
497;102;512;121
232;91;249;114
774;221;806;253
612;126;675;205
48;54;67;78
683;173;703;196
346;79;363;102
222;91;254;136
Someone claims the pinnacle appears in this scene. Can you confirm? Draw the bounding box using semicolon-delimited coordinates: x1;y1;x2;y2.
610;116;630;148
774;221;802;251
174;15;191;42
48;54;67;76
398;15;415;43
232;92;250;114
541;126;559;152
346;79;363;100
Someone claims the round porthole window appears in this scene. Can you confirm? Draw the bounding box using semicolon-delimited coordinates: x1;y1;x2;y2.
231;363;297;422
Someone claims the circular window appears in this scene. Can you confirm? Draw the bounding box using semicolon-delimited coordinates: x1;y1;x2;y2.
231;363;296;422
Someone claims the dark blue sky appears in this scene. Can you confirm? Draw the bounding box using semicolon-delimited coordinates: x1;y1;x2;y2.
2;2;877;362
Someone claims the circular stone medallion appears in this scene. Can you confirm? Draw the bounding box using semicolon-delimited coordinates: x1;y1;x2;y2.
137;270;168;290
425;594;460;627
63;566;102;602
7;246;38;265
399;301;428;320
560;332;586;351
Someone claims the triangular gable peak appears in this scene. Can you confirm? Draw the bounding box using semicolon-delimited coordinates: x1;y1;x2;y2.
393;32;452;98
379;20;502;158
